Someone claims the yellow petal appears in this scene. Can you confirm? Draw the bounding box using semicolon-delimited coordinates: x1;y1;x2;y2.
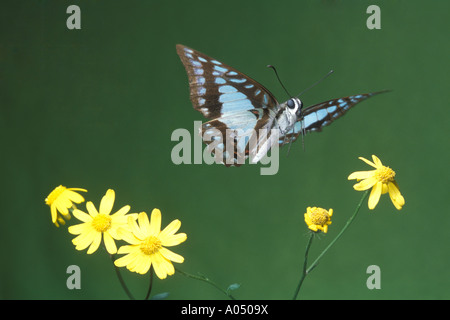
371;155;383;167
99;189;115;215
68;223;86;235
129;215;145;240
358;156;377;168
86;201;99;217
50;205;58;223
149;209;162;236
160;219;182;238
104;232;117;254
388;181;405;210
348;170;375;181
87;232;102;254
72;209;92;223
159;247;184;263
151;253;172;279
161;233;187;247
368;182;382;209
135;255;152;274
353;176;378;191
115;251;139;267
65;190;86;204
111;205;131;217
138;211;150;235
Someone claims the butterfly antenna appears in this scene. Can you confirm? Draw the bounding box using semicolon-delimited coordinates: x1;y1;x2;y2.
296;70;334;97
267;65;292;97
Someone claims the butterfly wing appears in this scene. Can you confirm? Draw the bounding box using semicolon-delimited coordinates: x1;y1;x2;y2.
177;44;279;165
279;91;388;146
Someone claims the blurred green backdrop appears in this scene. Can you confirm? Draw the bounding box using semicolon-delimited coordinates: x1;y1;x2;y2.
1;0;448;299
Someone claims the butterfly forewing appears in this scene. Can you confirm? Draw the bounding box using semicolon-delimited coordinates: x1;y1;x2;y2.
279;91;388;146
177;44;281;165
176;44;278;120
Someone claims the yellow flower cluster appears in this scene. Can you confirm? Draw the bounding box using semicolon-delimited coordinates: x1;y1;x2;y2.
303;155;405;232
45;187;187;279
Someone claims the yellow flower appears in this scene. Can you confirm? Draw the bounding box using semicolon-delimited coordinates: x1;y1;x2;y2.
68;189;137;254
114;209;187;279
304;207;333;233
348;155;405;210
45;185;87;227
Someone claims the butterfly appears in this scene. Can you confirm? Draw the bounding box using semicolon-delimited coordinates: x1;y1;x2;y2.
176;44;387;166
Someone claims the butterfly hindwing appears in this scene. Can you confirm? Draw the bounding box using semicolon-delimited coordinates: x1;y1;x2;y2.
202;108;274;166
176;45;279;120
279;91;388;146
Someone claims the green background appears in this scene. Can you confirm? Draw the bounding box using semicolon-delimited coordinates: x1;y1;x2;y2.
1;0;449;299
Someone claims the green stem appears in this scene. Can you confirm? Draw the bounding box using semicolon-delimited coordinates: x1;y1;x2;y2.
110;253;135;300
292;232;314;300
293;190;370;299
176;267;236;300
144;268;154;300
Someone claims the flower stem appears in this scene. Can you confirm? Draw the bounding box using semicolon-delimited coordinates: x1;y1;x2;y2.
175;267;236;300
110;253;135;300
144;268;154;300
293;190;370;299
292;232;314;300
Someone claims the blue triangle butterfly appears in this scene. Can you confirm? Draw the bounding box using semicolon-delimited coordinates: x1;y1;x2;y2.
177;44;387;166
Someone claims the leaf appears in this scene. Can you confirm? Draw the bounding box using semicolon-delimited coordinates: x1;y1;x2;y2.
151;292;170;300
226;283;241;294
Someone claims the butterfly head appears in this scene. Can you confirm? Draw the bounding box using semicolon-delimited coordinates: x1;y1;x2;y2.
286;97;303;118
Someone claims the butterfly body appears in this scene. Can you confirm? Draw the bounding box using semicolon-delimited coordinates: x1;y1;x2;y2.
176;44;386;166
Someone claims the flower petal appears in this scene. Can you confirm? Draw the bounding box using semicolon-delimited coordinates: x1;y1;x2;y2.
358;156;377;168
353;176;378;191
115;251;140;268
161;233;187;247
129;215;146;240
72;209;92;223
104;232;118;254
348;170;375;181
50;205;58;223
368;182;382;209
149;209;162;236
371;155;383;167
118;227;141;245
86;201;99;217
111;205;131;217
138;211;151;235
160;219;181;238
117;244;138;254
388;181;405;210
159;247;184;263
87;232;102;254
99;189;115;215
64;190;86;204
151;252;173;279
72;228;96;251
68;223;86;235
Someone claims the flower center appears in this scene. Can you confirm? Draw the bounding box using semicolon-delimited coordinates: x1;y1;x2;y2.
309;207;330;226
45;185;66;205
140;236;162;255
375;166;396;184
91;214;112;232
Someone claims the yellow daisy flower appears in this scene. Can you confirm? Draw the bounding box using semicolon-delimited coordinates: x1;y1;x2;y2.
68;189;137;254
45;185;87;227
348;155;405;210
114;209;187;279
304;207;333;233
